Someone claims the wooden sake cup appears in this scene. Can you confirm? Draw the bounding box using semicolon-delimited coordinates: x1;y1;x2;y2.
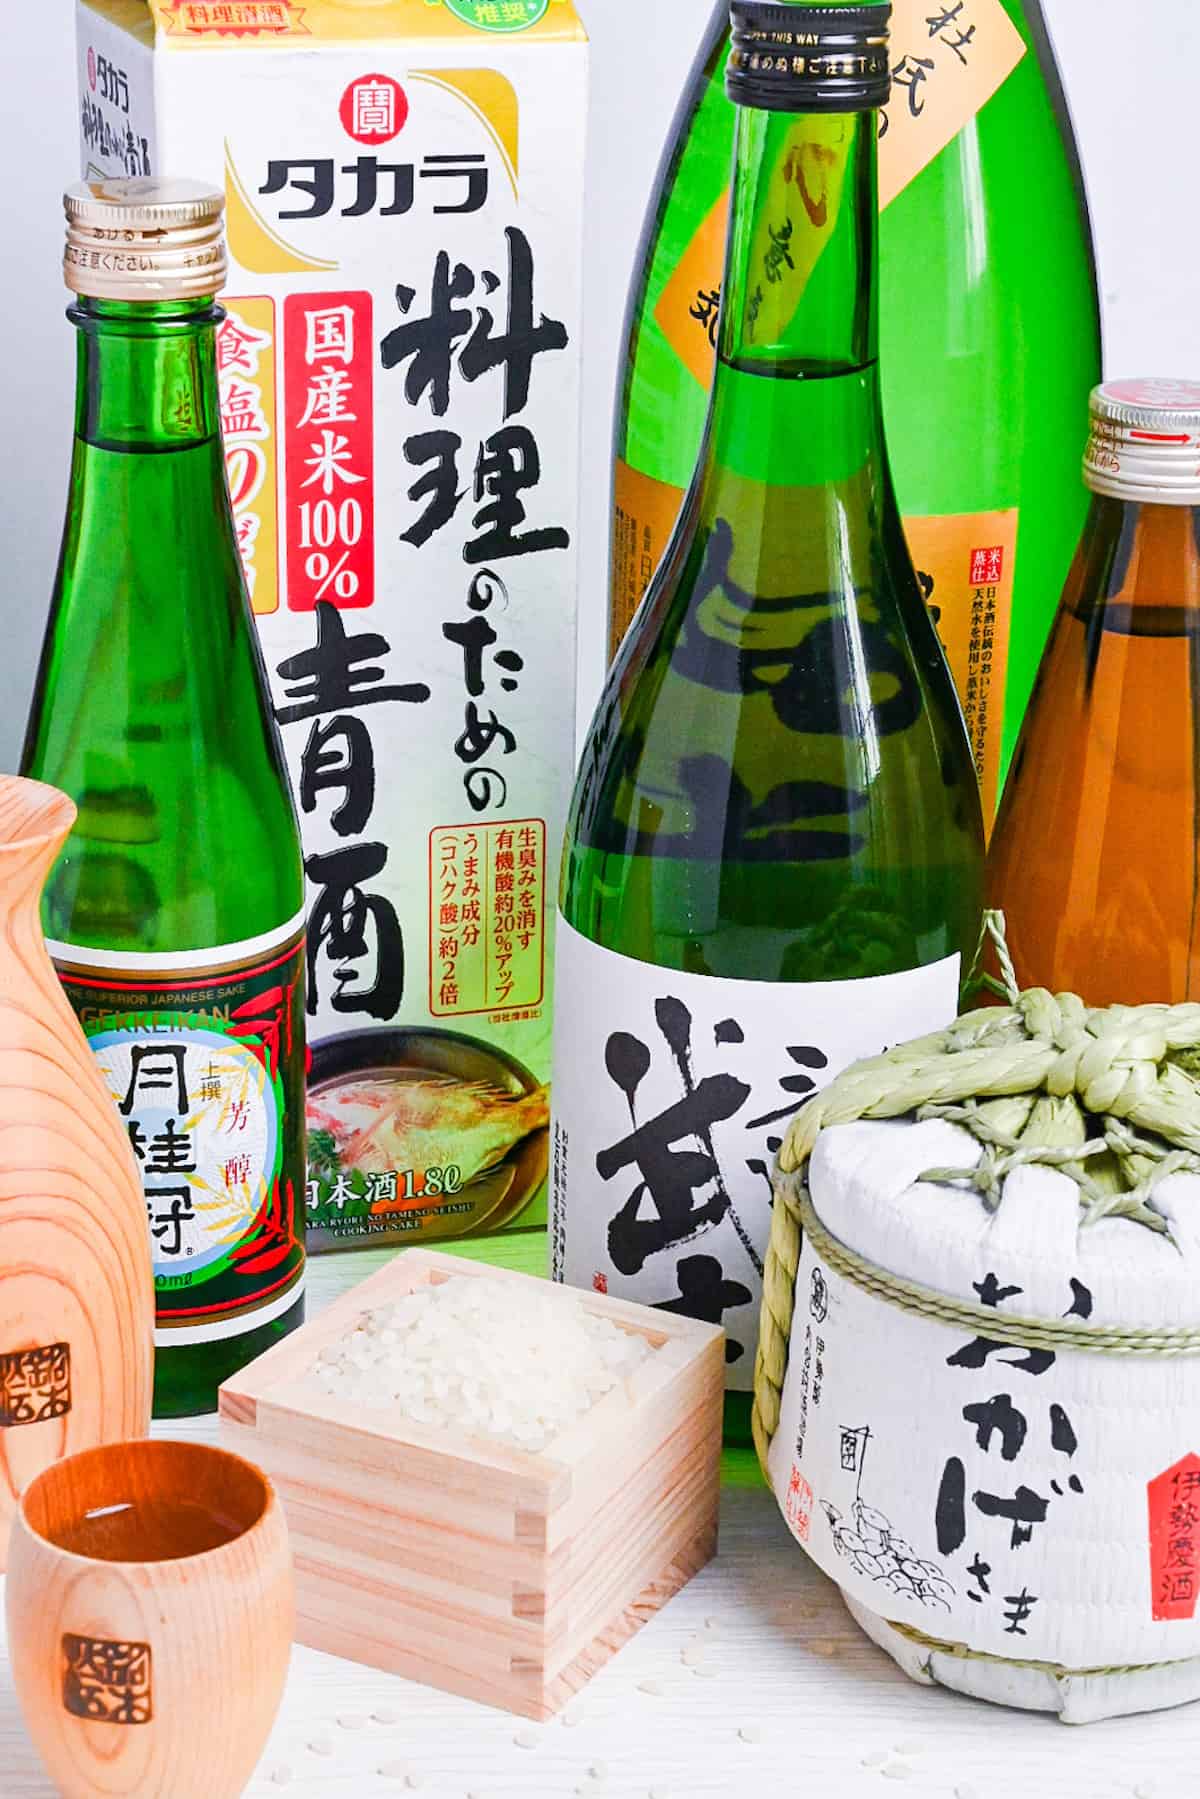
5;1439;293;1799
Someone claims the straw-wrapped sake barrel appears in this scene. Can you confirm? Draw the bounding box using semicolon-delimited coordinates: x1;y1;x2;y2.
754;972;1200;1723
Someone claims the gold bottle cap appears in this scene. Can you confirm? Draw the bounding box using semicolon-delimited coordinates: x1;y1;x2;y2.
63;178;227;303
1085;378;1200;507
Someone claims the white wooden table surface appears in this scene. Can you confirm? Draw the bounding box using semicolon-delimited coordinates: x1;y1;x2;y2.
1;1249;1195;1799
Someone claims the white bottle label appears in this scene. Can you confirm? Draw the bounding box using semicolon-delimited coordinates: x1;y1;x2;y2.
551;915;960;1389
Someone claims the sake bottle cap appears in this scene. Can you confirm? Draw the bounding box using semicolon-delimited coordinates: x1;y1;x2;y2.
63;179;227;303
1085;379;1200;506
727;2;891;114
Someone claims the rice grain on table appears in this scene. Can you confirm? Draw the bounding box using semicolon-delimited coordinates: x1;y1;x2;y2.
310;1276;654;1454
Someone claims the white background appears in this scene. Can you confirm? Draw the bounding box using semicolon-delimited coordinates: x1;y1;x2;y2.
3;1;1198;770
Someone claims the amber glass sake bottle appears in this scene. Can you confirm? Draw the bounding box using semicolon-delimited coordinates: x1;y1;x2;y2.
553;2;983;1445
990;381;1200;1005
23;181;307;1418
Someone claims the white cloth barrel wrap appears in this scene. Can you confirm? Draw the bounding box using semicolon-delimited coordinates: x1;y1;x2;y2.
766;1116;1200;1673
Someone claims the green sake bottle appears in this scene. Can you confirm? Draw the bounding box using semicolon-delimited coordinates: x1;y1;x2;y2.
23;180;307;1419
611;0;1101;817
554;2;984;1445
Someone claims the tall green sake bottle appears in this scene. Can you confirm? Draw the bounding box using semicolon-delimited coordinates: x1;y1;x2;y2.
611;0;1101;817
554;1;984;1445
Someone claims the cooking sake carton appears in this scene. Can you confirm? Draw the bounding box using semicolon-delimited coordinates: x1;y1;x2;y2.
75;0;588;1252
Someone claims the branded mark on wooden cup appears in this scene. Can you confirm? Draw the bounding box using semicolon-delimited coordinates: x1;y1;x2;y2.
62;1635;153;1726
0;1343;71;1428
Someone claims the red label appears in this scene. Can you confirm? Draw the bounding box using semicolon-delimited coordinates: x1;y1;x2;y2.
786;1464;814;1542
283;292;375;611
339;73;408;146
969;544;1005;586
1148;1453;1200;1621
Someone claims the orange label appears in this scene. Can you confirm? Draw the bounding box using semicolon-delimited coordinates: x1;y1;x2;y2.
879;0;1026;209
653;194;729;391
653;0;1026;387
610;458;687;652
217;296;280;617
429;819;546;1016
904;508;1019;827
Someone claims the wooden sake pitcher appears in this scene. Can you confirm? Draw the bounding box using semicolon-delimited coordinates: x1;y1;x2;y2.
0;776;153;1567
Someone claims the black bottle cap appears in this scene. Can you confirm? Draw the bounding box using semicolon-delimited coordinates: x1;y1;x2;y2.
727;3;892;113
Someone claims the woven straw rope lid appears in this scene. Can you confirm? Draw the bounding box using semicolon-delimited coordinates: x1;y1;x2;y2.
752;917;1200;1469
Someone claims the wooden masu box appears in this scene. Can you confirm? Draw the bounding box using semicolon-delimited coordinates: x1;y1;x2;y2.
219;1250;724;1720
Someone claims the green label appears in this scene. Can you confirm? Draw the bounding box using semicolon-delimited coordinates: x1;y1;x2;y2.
54;928;306;1345
443;0;548;32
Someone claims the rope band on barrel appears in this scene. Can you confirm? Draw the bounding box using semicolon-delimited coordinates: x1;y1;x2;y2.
885;1617;1198;1682
787;1176;1200;1357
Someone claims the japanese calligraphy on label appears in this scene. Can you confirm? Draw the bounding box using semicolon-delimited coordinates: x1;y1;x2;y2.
905;508;1019;826
879;0;1025;209
284;290;375;611
768;1135;1200;1668
551;919;959;1388
430;818;545;1016
218;296;280;615
51;920;306;1347
653;194;729;393
162;2;304;36
1149;1455;1200;1623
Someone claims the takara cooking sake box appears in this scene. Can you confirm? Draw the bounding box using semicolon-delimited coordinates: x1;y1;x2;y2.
75;0;587;1252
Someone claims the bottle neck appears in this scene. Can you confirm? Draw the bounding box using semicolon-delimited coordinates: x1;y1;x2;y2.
699;101;883;505
71;296;224;454
1073;492;1200;626
720;103;876;376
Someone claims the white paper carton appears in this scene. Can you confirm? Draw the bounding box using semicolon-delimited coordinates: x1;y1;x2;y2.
76;0;587;1252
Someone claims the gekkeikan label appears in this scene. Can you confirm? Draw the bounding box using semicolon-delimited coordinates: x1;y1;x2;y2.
50;915;307;1347
551;918;959;1387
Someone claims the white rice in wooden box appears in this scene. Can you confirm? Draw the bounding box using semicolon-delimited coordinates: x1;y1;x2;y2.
311;1272;652;1455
